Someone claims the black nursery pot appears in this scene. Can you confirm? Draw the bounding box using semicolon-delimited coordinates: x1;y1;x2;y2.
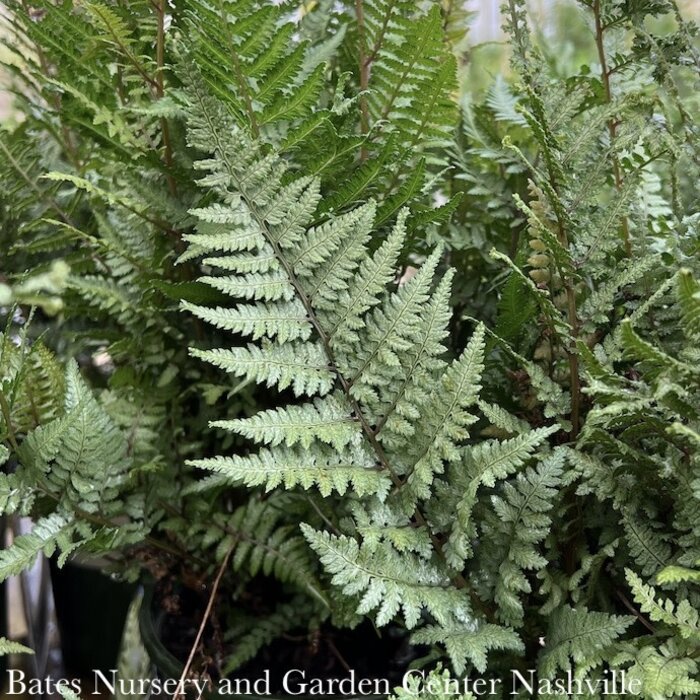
50;558;136;675
139;586;392;700
139;585;290;700
0;569;6;680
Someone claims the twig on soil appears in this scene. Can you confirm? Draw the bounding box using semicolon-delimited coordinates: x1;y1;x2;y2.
173;545;234;700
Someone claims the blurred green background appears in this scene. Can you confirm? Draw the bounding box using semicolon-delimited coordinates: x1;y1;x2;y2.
2;0;698;122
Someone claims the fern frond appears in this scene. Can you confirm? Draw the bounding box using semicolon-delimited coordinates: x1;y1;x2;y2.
302;526;471;629
623;513;672;577
191;445;390;500
678;269;700;342
0;513;75;582
481;450;565;626
0;638;34;656
20;361;131;513
657;565;700;585
366;4;457;161
213;394;360;451
538;606;633;677
182;299;312;343
412;623;523;675
400;324;486;504
446;425;559;567
390;665;476;700
629;643;700;699
223;597;312;673
190;343;334;398
626;570;700;640
620;320;693;379
181;0;327;150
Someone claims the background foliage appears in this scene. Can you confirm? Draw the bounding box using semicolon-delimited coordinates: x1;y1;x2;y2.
0;0;699;697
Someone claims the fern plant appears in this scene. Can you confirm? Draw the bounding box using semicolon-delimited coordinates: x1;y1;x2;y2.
564;270;700;697
1;0;699;696
180;74;563;675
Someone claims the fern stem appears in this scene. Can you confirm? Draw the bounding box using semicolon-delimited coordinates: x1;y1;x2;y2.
564;284;581;438
364;1;394;66
355;0;370;159
592;0;632;257
174;544;233;700
614;588;656;634
218;0;260;139
155;0;177;197
0;390;19;452
305;495;341;536
0;137;75;227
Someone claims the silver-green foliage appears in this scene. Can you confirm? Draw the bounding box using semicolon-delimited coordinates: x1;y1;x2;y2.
0;334;145;583
574;271;700;697
182;77;561;673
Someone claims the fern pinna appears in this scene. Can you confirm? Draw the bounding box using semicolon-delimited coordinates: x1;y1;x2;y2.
0;334;147;582
181;76;562;674
569;270;700;696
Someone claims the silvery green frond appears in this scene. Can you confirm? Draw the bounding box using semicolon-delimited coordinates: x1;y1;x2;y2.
538;606;633;678
190;444;389;500
390;666;476;700
478;450;565;626
302;526;471;629
190;343;334;397
626;570;700;640
445;425;559;568
412;622;523;675
20;361;131;513
0;513;75;582
0;638;34;657
212;394;360;451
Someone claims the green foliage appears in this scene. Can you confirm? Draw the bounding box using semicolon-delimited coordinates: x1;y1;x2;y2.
0;513;75;582
389;666;475;700
538;605;633;677
411;623;523;675
0;0;698;693
0;638;33;656
476;449;565;626
20;360;131;512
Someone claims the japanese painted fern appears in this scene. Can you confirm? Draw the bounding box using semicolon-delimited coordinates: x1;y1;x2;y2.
182;79;556;674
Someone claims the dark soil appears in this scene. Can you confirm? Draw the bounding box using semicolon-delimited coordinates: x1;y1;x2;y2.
153;577;417;695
